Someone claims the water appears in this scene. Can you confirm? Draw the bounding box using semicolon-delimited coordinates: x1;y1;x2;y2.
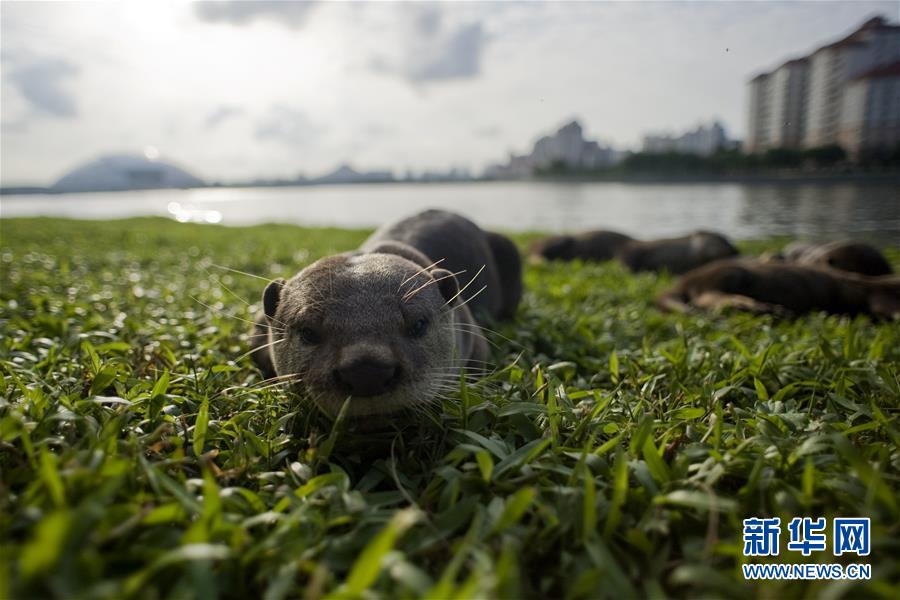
2;181;898;242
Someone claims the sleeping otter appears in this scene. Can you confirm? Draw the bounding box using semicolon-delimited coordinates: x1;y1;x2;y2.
781;240;893;276
657;259;900;318
248;209;522;417
617;231;739;274
530;229;739;274
529;230;634;262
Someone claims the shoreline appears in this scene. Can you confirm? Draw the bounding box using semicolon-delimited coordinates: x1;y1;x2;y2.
3;171;900;196
529;172;900;185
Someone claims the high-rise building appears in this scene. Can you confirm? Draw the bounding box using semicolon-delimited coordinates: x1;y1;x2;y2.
745;72;773;153
769;59;810;149
744;16;900;156
805;17;900;148
837;61;900;158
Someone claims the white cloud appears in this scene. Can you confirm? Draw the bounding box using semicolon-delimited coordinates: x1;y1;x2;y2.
5;55;79;118
193;1;318;29
254;105;323;147
370;5;488;83
204;105;244;129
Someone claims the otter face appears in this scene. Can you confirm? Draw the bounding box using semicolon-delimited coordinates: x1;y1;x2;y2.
262;253;462;418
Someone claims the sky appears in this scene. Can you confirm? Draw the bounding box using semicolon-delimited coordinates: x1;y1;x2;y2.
1;1;897;186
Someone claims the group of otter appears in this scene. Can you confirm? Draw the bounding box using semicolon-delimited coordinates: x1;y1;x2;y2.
250;209;897;417
530;229;898;316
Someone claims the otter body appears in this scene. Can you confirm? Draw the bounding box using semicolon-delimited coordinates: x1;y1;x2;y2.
617;231;739;274
530;229;738;274
657;259;900;318
781;240;893;276
529;230;633;262
249;209;521;417
363;209;522;320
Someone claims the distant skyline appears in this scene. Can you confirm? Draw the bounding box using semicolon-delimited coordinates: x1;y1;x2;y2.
2;1;897;186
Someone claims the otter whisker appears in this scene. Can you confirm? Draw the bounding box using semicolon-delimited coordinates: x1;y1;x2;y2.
428;367;503;386
443;264;486;307
444;280;487;310
205;268;252;307
239;379;300;396
191;295;286;332
398;257;446;291
425;368;496;386
210;263;280;284
235;373;303;390
443;357;498;366
431;378;493;388
233;280;291;329
401;269;466;303
213;372;301;401
234;337;285;363
244;372;304;388
430;370;496;383
446;321;523;349
429;362;495;373
442;324;502;351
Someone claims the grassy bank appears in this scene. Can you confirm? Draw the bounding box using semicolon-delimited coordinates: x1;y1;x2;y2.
1;217;898;599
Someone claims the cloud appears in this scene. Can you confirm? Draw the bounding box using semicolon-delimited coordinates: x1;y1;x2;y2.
411;22;485;82
194;1;317;28
204;105;244;129
254;105;322;147
6;57;79;117
371;6;487;84
474;125;502;139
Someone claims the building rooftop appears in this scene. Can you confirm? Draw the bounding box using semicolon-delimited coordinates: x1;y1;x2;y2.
747;15;896;82
814;15;899;54
851;60;900;81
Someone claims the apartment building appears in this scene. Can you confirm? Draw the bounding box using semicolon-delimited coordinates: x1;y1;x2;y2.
745;16;900;155
837;61;900;158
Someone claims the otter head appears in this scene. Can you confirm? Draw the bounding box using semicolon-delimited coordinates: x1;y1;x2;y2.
261;251;464;418
816;243;893;277
531;235;576;260
690;231;740;262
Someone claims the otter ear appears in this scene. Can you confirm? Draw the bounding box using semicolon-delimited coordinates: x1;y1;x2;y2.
430;268;460;303
263;278;285;320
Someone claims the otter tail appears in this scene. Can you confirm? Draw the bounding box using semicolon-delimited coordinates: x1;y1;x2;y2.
485;231;523;320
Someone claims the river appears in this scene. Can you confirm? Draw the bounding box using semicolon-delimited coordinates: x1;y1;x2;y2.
2;180;898;241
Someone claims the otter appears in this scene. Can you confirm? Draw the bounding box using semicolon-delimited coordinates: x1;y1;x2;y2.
617;231;739;274
248;209;522;418
529;230;634;262
656;259;900;318
781;240;893;277
530;229;739;274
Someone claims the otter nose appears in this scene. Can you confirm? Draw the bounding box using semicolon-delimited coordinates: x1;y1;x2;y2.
333;359;402;397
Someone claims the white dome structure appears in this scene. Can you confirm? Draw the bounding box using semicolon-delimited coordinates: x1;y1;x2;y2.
52;154;204;193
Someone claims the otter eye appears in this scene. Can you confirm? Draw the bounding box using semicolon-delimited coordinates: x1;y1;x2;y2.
296;327;322;345
407;317;429;338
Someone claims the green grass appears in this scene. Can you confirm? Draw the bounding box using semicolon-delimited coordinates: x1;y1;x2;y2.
1;217;898;599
